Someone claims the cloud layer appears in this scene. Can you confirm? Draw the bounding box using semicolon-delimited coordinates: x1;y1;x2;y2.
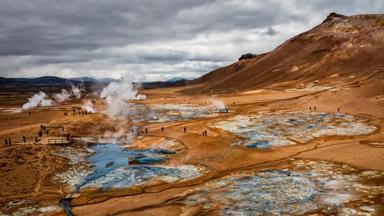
0;0;383;81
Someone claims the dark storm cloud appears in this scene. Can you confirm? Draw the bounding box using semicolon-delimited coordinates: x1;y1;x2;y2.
0;0;383;80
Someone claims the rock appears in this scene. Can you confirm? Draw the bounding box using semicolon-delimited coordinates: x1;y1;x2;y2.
323;12;347;23
15;158;25;164
359;206;375;212
105;161;114;168
238;53;257;61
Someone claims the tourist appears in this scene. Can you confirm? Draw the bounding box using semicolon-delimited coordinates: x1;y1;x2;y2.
161;127;164;132
145;128;148;134
23;136;26;143
310;106;312;111
39;130;42;137
184;127;186;133
338;107;340;112
4;139;7;146
35;137;38;143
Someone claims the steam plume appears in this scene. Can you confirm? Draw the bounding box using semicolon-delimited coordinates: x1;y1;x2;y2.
100;77;146;118
81;100;96;113
209;97;226;110
71;84;83;99
53;89;71;103
22;91;54;110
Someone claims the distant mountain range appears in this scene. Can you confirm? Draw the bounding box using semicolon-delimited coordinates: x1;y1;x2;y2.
141;77;190;89
0;76;118;86
0;75;189;89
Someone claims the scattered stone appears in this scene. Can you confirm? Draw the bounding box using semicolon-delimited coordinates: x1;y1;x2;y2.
359;206;375;212
105;161;114;168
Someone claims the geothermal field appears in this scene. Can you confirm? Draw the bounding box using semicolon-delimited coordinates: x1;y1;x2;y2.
1;12;384;216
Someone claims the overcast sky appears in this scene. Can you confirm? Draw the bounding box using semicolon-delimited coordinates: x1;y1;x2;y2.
0;0;383;81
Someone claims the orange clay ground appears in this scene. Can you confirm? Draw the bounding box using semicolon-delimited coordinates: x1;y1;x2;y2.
0;77;383;215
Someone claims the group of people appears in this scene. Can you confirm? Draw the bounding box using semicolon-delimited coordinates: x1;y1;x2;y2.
70;106;90;116
72;111;89;116
39;124;49;137
4;138;12;146
139;126;208;137
3;136;28;145
309;106;317;111
2;124;70;146
310;106;341;112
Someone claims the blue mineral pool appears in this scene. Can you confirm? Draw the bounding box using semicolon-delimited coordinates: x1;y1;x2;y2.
76;143;202;190
77;144;168;189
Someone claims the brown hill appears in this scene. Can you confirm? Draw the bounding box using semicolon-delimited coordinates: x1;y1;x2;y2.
187;13;384;93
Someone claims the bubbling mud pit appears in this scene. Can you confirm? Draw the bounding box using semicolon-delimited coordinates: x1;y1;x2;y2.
114;103;219;122
178;160;384;215
213;111;377;148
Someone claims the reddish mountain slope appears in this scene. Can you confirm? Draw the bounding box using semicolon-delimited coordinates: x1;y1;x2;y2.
189;13;384;93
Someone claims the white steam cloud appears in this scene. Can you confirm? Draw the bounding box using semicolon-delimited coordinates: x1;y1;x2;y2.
21;84;84;111
209;97;226;110
53;89;71;103
97;119;135;144
100;77;146;118
136;94;147;100
71;85;83;99
81;100;96;113
22;91;54;110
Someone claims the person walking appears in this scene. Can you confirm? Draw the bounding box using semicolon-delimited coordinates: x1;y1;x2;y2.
184;127;186;133
23;136;26;143
145;128;148;134
161;127;164;132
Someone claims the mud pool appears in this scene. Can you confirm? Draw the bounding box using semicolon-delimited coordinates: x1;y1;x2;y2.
148;104;218;122
112;103;218;122
213;111;376;148
54;143;204;191
181;160;384;215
